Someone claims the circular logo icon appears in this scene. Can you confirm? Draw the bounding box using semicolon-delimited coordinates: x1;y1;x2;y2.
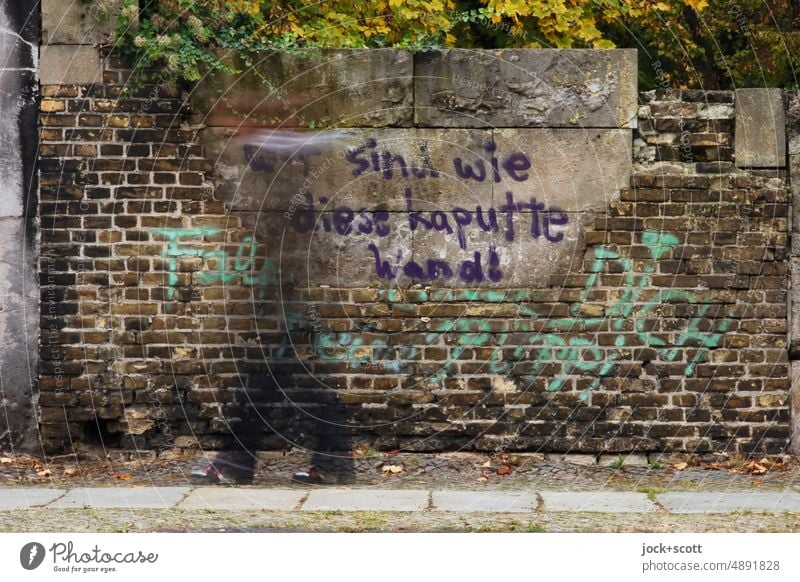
20;542;45;570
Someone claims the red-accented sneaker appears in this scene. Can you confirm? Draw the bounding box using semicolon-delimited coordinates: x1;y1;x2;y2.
191;464;232;483
291;467;324;484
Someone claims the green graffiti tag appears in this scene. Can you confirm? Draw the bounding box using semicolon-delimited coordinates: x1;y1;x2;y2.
149;227;734;400
524;229;733;400
150;227;278;299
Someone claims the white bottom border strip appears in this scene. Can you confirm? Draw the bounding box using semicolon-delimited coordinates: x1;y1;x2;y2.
0;533;797;581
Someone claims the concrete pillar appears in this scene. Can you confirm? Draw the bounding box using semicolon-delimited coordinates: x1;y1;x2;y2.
0;1;39;450
788;92;800;453
735;88;786;168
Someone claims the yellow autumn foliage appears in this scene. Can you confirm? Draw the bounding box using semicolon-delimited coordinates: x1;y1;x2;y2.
109;0;800;89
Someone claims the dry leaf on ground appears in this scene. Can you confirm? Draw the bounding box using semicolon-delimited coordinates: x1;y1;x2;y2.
498;454;521;467
746;461;768;475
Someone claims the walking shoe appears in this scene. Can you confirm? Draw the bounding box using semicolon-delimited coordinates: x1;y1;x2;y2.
291;467;323;484
191;464;232;484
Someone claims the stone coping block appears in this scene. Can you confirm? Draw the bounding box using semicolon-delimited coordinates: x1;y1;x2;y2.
540;491;657;513
40;44;102;85
790;258;800;358
415;49;638;128
302;489;428;511
42;0;125;45
179;488;306;510
192;49;637;129
0;488;66;509
657;491;800;514
786;91;800;155
735;88;785;168
192;49;413;128
47;487;191;509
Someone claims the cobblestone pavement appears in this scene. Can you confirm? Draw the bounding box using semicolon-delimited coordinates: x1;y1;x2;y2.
1;448;796;492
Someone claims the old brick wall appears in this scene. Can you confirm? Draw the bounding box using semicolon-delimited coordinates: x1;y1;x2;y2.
36;20;792;455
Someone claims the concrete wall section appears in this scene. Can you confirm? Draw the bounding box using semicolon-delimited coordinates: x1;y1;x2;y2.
203;127;631;288
0;1;39;450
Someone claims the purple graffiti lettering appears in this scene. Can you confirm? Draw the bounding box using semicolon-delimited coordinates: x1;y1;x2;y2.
475;206;498;233
453;157;486;182
498;191;518;242
345;138;377;176
503;152;531;182
367;244;402;279
453;140;532;183
451;207;472;250
333;207;355;235
544;210;569;243
347;138;440;179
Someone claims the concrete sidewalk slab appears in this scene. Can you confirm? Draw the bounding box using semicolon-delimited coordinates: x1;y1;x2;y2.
179;488;306;510
47;487;190;509
657;491;800;514
0;488;66;509
432;490;539;512
302;489;428;512
5;486;800;515
540;491;657;513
